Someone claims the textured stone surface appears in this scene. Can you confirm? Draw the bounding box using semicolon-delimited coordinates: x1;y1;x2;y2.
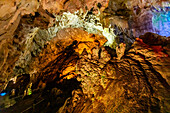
1;32;170;113
0;22;52;92
64;34;170;113
0;0;169;112
32;28;107;82
129;8;155;37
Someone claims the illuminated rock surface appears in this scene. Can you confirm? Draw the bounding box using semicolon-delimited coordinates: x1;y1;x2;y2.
68;34;170;113
0;0;170;113
1;32;170;113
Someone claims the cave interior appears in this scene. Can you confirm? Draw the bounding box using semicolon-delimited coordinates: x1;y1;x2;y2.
0;0;170;113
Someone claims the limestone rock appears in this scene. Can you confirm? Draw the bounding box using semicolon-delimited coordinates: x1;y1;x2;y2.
129;8;155;37
76;46;111;97
116;43;126;60
31;28;107;83
139;32;169;46
69;33;170;113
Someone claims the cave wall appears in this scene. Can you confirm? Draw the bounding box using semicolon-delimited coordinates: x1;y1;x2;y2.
0;0;169;112
0;0;169;94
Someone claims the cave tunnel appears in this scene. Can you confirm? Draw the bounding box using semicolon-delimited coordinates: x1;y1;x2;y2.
0;0;170;113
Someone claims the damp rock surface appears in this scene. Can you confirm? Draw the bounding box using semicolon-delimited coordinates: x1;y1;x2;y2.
1;31;170;113
65;34;170;113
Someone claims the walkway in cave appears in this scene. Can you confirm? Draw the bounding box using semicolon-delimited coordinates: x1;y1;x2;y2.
1;78;81;113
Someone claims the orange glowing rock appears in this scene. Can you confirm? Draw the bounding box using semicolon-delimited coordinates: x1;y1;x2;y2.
62;66;76;76
65;73;77;79
75;43;90;54
136;37;168;60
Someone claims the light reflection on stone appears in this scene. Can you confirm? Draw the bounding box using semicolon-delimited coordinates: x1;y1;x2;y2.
152;7;170;37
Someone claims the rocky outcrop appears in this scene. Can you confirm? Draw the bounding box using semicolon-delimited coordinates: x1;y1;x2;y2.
32;28;107;83
0;23;52;92
62;33;170;113
0;0;110;92
1;30;170;112
5;32;167;113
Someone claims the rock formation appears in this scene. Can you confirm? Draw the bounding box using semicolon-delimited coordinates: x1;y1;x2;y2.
0;0;169;112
